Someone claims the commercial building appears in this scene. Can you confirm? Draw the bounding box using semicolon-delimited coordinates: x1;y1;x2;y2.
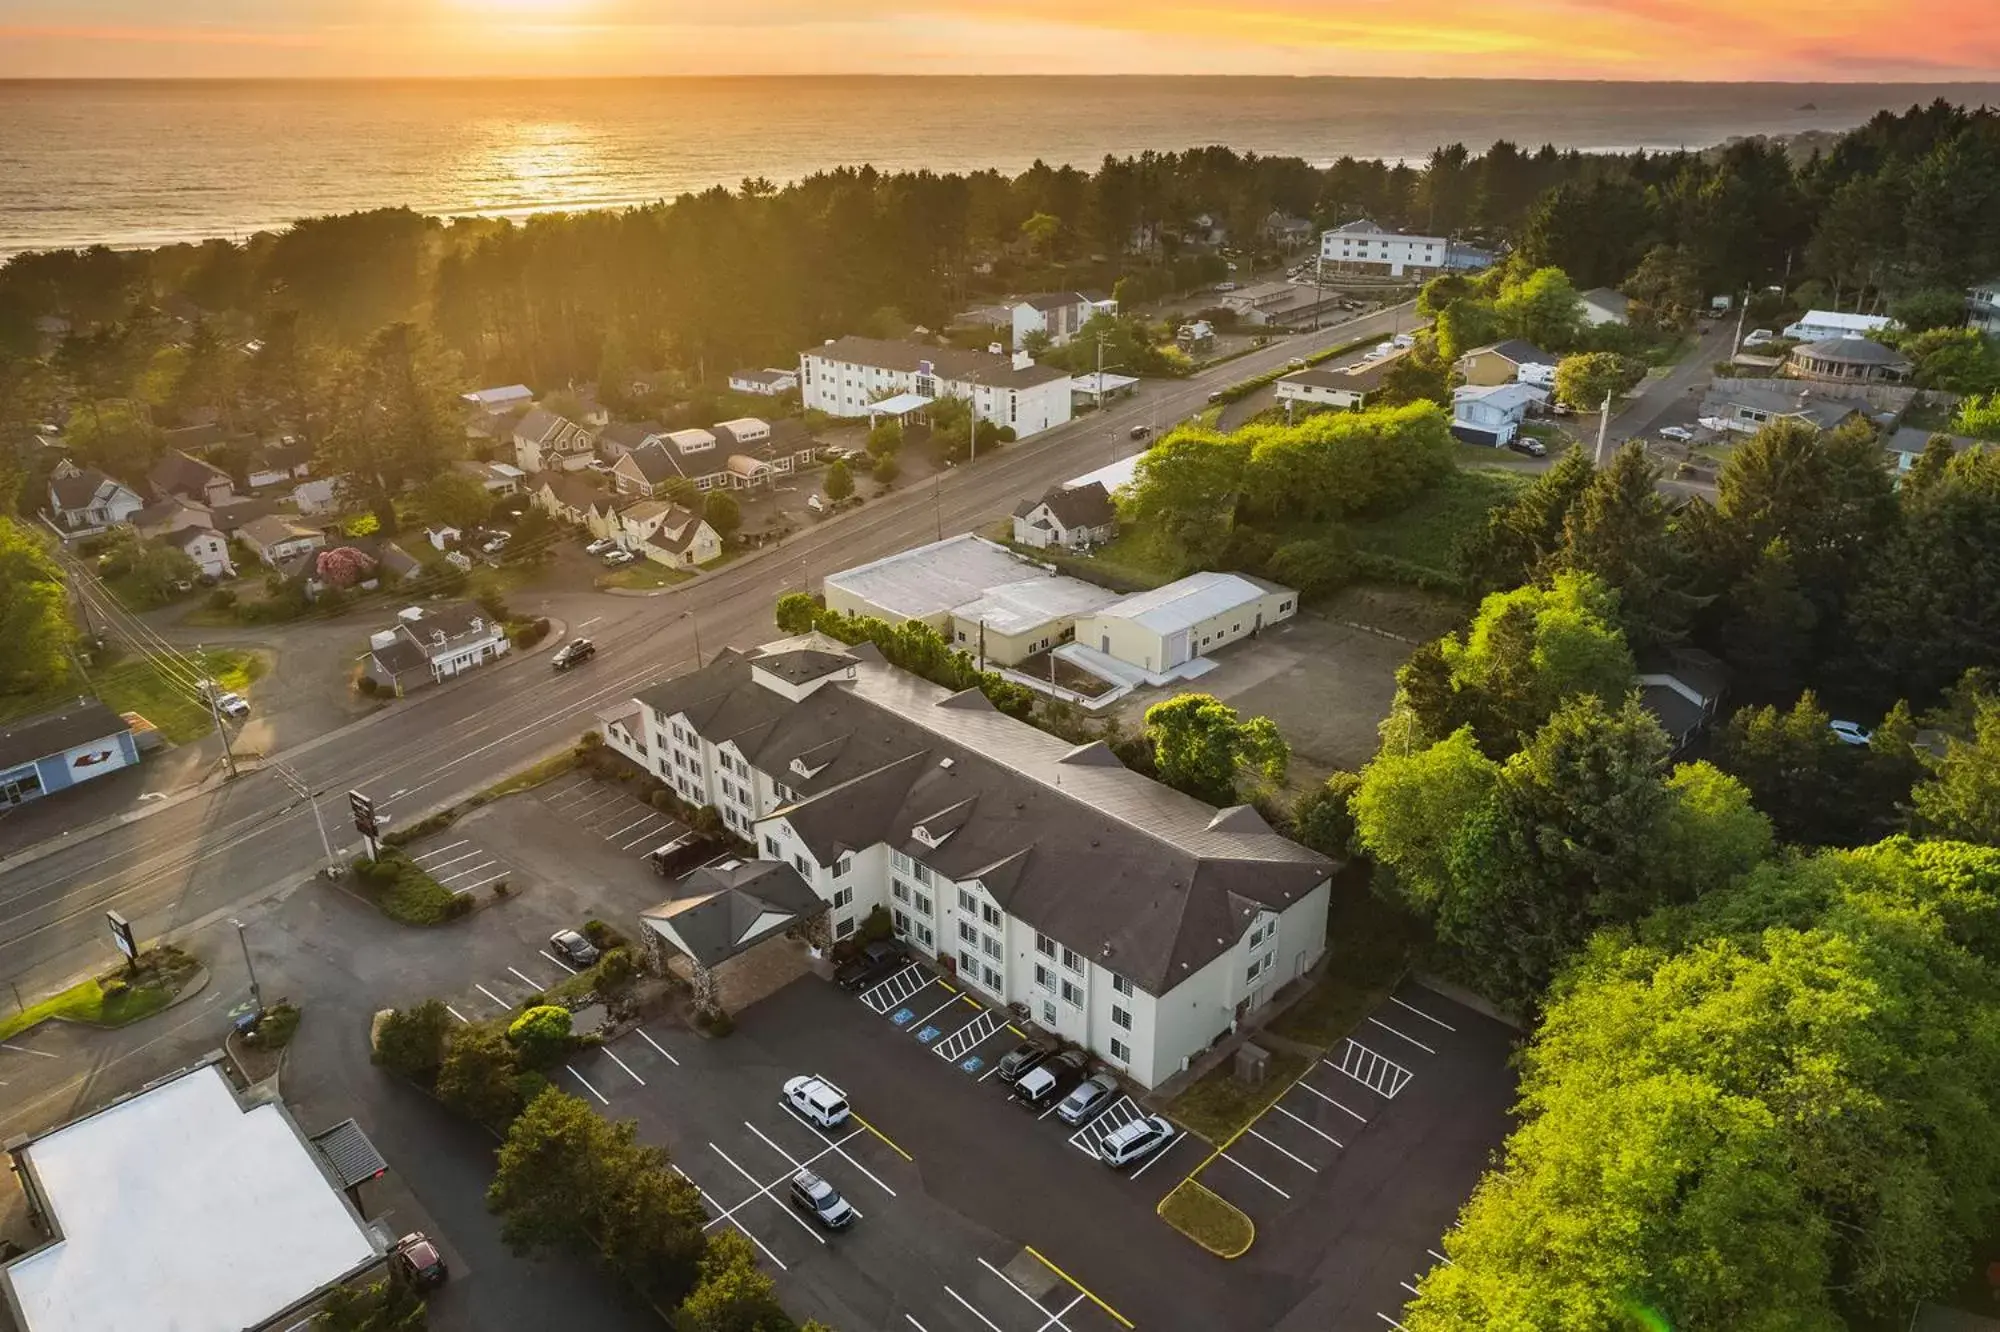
604;637;1334;1087
1318;219;1449;277
727;367;800;396
0;1058;386;1332
1275;350;1408;411
1073;572;1296;676
798;337;1073;440
0;699;138;809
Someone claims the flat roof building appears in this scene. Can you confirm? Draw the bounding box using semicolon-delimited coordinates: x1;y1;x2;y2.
1075;572;1298;677
1;1058;385;1332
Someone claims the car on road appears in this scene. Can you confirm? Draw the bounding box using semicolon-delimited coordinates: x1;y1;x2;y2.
552;638;596;671
995;1039;1055;1086
834;939;906;991
480;532;511;555
390;1232;448;1289
1098;1115;1175;1169
549;928;600;968
1830;720;1873;746
1658;425;1696;442
584;537;616;556
1508;437;1547;457
602;549;637;567
789;1169;857;1230
1128;425;1151;441
1056;1071;1120;1125
1206;390;1225;404
784;1074;851;1129
1014;1049;1089;1111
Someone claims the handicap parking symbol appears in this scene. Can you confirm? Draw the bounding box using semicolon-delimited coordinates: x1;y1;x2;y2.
891;1006;917;1027
916;1025;943;1044
961;1055;985;1074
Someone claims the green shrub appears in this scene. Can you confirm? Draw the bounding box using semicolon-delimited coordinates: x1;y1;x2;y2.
352;850;464;925
247;1001;301;1050
582;919;629;952
1268;534;1357;599
594;947;640;996
374;999;453;1083
205;587;237;610
437;1021;525;1126
506;1005;575;1066
355;675;380;697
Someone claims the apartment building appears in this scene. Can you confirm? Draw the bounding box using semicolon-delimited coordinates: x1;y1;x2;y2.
1319;219;1449;277
798;337;1073;440
605;636;1334;1088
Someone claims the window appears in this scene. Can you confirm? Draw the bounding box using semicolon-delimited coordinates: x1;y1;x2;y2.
835;916;855;939
893;908;911;935
958;888;977;914
1111;974;1133;997
1060;979;1084;1008
958;920;979;946
1034;963;1055;991
1035;932;1056;958
1249;919;1272;949
891;850;913;873
980;903;1001;929
1108;1038;1130;1064
763;836;781;859
913;893;932;918
1112;1005;1132;1031
892;880;910;904
914;922;934;949
1060;945;1082;973
982;934;1002;961
912;862;933;887
793;854;813;878
1247;952;1274;985
1041;1000;1057;1026
960;948;980;975
833;886;853;910
836;854;852;878
982;965;1004;993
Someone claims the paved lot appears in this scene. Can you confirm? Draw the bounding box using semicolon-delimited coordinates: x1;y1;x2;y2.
536;772;690;858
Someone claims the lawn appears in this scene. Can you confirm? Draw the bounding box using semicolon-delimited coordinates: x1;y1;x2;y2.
0;647;264;744
1168;1046;1311;1144
595;561;693;591
1158;1179;1255;1258
1348;465;1531;578
478;745;583;801
1062;527;1182;590
0;946;202;1041
1266;883;1427;1047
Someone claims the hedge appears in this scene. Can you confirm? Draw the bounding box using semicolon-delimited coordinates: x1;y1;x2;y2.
350;850;470;925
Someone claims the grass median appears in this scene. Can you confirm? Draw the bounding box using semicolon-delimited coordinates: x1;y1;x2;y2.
1158;1178;1256;1258
0;945;202;1041
351;849;470;925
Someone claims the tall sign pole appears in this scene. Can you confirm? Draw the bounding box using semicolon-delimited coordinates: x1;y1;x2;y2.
348;790;381;862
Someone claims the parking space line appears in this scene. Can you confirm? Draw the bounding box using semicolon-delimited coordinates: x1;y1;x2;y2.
703;1127;861;1232
908;993;961;1035
743;1123;863;1221
420;849;483;872
979;1257;1070;1331
1427;1248;1453;1266
674;1165;787;1272
563;789;623;817
410;839;470;862
934;1008;1002;1064
1023;1243;1135;1329
605;1049;646;1086
904;1317;932;1332
1391;995;1458;1031
539;949;579;974
1400;1280;1421;1296
1246;1127;1319;1173
1294;1078;1369;1122
567;1064;609;1105
861;962;929;1014
1272;1102;1343;1148
1376;1315;1411;1330
780;1103;907;1186
943;1287;1005;1332
1332;1039;1414;1098
474;982;509;1009
620;821;669;850
709;1143;825;1245
437;859;498;883
1127;1129;1184;1182
1367;1017;1437;1055
1218;1152;1292;1199
445;1004;469;1024
605;813;659;841
1036;1292;1086;1332
637;1028;681;1066
507;966;545;990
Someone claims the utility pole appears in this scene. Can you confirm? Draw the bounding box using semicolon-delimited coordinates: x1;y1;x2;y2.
232;918;263;1017
682;610;704;668
1595;391;1614;466
933;470;943;541
1731;286;1750;360
274;762;335;877
198;646;238;781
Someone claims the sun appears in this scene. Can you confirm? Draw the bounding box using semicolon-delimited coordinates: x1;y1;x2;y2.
455;0;590;13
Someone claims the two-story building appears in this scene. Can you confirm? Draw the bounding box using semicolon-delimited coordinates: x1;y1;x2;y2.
511;407;598;474
799;337;1073;440
1010;482;1117;551
607;637;1334;1088
1450;382;1546;447
46;460;144;537
147;450;236;508
1008;293;1107;350
1969;279;2000;334
617;500;722;569
1456;340;1556;388
1319;219;1449;277
363;602;510;694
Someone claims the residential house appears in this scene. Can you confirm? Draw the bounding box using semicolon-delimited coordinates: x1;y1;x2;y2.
1319;219;1450;277
166;526;236;581
1009;293;1100;350
535;471;613;528
291;478;345;516
243;441;313;490
1073;573;1297;676
1578;289;1631;327
461;385;534;414
147;450;235;507
1010;482;1117;551
603;636;1334;1088
1451;382;1546;447
206;496;280;540
727;368;800;397
1185;213;1227;247
618;500;721;569
1457;340;1557;387
1883;427;1981;474
1275;350;1408;412
713;417;819;488
799;337;1073;440
511;407;597;475
46;460;143;536
1262;212;1318;249
610;438;693;498
129;495;213;541
1786;335;1911;384
1637;648;1728;754
364;602;510;695
1176;321;1216;351
451;458;526;495
1781;310;1894;342
239;515;327;567
1969;280;2000;335
1699;382;1866;436
597;421;667;463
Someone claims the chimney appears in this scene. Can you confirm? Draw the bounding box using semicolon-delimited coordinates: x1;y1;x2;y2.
1012;350;1033;372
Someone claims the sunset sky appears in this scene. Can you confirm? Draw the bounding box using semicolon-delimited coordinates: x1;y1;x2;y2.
2;0;1998;81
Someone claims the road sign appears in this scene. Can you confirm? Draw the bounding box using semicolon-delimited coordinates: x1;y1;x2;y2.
347;790;380;859
106;909;137;962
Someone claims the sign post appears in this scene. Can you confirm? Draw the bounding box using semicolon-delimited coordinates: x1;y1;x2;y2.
348;790;380;862
106;909;137;974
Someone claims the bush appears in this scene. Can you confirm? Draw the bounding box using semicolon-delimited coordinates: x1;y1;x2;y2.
492;879;512;898
1267;534;1357;599
583;919;629;952
382;809;457;847
873;453;900;485
506;1005;575;1066
205;587;237;610
355;674;380;698
374;1000;453;1082
437;1021;526;1126
247;1001;301;1050
351;850;466;925
694;1008;734;1037
594;947;641;996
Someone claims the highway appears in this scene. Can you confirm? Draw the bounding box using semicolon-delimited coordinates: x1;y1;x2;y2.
0;306;1417;1003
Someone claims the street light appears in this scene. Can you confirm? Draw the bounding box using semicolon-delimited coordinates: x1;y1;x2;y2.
232;918;263;1018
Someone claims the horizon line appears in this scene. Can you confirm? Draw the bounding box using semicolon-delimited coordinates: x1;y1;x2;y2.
3;73;2000;87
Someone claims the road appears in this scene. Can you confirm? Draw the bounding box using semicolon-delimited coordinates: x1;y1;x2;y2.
0;303;1417;1010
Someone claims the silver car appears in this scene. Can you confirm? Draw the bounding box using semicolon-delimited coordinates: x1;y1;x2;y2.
1056;1072;1118;1125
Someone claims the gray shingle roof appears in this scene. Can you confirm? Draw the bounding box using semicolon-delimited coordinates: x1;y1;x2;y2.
623;440;690;485
641;860;823;968
49;465;120;511
807;336;1070;390
0;699;127;769
1794;335;1911;367
148;449;232;499
1470;339;1555;366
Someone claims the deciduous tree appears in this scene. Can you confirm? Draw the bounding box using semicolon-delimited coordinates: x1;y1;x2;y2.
1142;693;1289;806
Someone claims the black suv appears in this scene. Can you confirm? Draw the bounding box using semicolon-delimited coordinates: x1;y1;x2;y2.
834;940;906;991
995;1039;1055;1086
552;637;596;670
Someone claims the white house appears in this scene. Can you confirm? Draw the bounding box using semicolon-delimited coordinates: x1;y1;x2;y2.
1579;288;1631;327
605;637;1334;1088
45;460;143;536
292;477;345;516
1781;309;1895;342
1275;350;1408;412
617;499;722;569
239;515;327;567
167;527;235;580
511;407;597;474
1009;293;1105;350
364;601;509;694
799;337;1073;440
1450;382;1546;447
452;459;525;495
727;368;799;396
1969;280;2000;334
244;440;313;490
1073;573;1297;676
1011;482;1118;551
1319;219;1450;277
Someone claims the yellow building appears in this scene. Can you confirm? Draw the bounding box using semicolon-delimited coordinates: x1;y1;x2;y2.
1074;573;1298;675
1456;339;1556;387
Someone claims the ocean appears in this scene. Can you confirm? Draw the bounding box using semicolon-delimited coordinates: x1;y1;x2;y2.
3;77;1997;257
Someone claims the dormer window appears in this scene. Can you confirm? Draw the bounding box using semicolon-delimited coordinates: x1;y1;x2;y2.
789;756;824;780
911;824;952;850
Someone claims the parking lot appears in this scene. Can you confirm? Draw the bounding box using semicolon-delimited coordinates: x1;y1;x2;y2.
407;836;516;896
536;773;690;858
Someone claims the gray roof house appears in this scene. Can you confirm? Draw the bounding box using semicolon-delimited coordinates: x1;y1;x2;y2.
46;460;144;535
363;601;509;695
1010;482;1118;551
639;859;823;970
1699;382;1867;436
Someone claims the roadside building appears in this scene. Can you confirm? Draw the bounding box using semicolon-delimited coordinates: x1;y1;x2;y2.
1073;572;1296;676
46;459;143;536
1011;482;1118;551
1275;350;1407;411
240;514;328;567
1781;309;1895;342
1007;293;1111;350
1699;382;1867;435
1456;339;1557;387
1318;219;1449;277
604;637;1334;1086
1219;281;1349;329
798;336;1073;440
364;601;510;694
511;406;597;475
535;470;610;527
0;699;138;809
727;367;800;396
0;1057;386;1332
1450;382;1546;446
167;525;236;580
1578;288;1631;327
639;858;823;982
1786;334;1911;384
596;420;668;462
1969;280;2000;334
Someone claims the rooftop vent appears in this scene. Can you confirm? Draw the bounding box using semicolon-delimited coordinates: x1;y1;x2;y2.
938;757;955;769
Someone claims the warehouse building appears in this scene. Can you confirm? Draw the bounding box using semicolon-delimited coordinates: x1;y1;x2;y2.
1073;572;1298;676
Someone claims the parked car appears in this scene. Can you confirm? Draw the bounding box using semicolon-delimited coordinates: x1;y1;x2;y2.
1508;437;1548;457
548;928;600;968
1829;720;1873;746
390;1232;448;1289
602;549;637;567
1212;282;1239;292
1014;1049;1090;1110
1743;328;1777;347
995;1039;1055;1086
552;638;596;671
807;494;826;514
196;680;250;719
480;531;511;555
788;1169;856;1230
1286;357;1307;370
584;537;616;556
1097;1115;1175;1169
1056;1071;1120;1125
784;1074;851;1129
834;939;906;991
1658;425;1696;442
1552;402;1574;416
1128;425;1152;441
